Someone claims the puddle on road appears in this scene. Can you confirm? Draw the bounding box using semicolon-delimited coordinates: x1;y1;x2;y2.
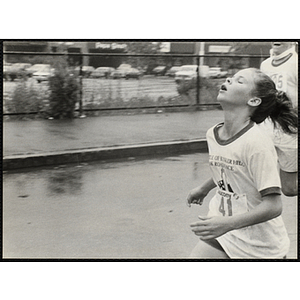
47;168;83;195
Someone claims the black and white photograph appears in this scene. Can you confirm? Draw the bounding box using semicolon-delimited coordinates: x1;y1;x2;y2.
1;2;299;298
3;40;298;260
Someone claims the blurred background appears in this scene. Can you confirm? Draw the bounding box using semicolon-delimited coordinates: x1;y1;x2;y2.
3;41;280;119
3;41;297;259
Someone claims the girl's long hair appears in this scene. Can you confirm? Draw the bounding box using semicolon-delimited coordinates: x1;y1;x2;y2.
250;68;298;134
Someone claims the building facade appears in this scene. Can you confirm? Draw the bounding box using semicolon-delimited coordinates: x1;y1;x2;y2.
4;41;273;69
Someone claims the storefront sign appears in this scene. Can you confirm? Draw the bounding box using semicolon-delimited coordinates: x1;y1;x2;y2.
95;42;127;50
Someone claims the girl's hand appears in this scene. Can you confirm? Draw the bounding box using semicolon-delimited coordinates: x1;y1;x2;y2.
186;178;216;207
190;194;283;239
190;215;233;240
186;187;208;207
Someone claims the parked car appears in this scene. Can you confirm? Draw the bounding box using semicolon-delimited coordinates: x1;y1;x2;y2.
175;65;209;83
90;67;115;78
3;65;17;81
125;68;142;79
165;66;181;77
110;69;127;79
208;67;228;78
74;66;95;78
32;65;55;83
118;64;132;70
152;66;167;76
27;64;52;77
13;63;32;70
3;62;32;81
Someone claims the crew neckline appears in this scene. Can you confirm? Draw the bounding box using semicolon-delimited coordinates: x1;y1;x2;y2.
270;47;295;67
213;121;255;145
271;52;293;67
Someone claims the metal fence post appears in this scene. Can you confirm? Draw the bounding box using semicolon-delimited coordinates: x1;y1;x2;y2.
79;54;85;118
196;56;200;107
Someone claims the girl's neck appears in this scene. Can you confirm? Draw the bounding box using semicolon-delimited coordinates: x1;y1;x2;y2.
220;110;251;140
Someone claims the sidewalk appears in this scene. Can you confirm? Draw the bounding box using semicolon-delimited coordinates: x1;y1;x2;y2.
3;110;223;170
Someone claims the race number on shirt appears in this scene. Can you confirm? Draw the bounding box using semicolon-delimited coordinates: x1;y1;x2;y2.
269;71;288;92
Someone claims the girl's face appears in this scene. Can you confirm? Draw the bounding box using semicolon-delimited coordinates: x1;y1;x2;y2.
217;69;256;107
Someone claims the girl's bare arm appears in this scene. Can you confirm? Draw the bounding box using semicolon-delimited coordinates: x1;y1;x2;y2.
190;194;282;239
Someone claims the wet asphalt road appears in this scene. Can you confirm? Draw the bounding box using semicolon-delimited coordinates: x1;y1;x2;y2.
3;110;223;157
3;153;297;259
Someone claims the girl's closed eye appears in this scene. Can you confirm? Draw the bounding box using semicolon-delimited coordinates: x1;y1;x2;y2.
237;76;245;84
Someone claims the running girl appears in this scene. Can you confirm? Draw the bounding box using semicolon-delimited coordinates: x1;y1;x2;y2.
186;68;297;259
260;42;298;196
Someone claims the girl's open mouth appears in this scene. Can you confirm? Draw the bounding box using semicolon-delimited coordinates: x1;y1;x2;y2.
220;84;227;91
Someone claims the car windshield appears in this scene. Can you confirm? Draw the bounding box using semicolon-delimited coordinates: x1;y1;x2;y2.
118;64;131;69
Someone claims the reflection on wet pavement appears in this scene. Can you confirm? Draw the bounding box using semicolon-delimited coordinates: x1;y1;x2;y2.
47;168;83;195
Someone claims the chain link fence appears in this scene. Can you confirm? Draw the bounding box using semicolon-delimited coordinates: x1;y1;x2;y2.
3;51;269;117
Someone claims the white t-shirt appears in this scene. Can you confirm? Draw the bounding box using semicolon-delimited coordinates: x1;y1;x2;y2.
260;47;298;107
258;119;298;172
260;47;298;172
206;122;290;258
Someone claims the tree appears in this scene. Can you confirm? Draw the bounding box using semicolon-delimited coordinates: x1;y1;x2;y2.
48;57;79;119
123;42;164;71
126;42;163;54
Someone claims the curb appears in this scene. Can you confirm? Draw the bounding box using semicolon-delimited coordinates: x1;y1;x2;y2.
3;139;208;170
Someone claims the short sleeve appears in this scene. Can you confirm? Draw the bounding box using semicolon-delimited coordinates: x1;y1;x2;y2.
273;129;298;172
248;150;281;196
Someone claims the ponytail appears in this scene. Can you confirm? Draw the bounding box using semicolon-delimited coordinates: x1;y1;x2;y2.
269;91;298;135
249;68;298;135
